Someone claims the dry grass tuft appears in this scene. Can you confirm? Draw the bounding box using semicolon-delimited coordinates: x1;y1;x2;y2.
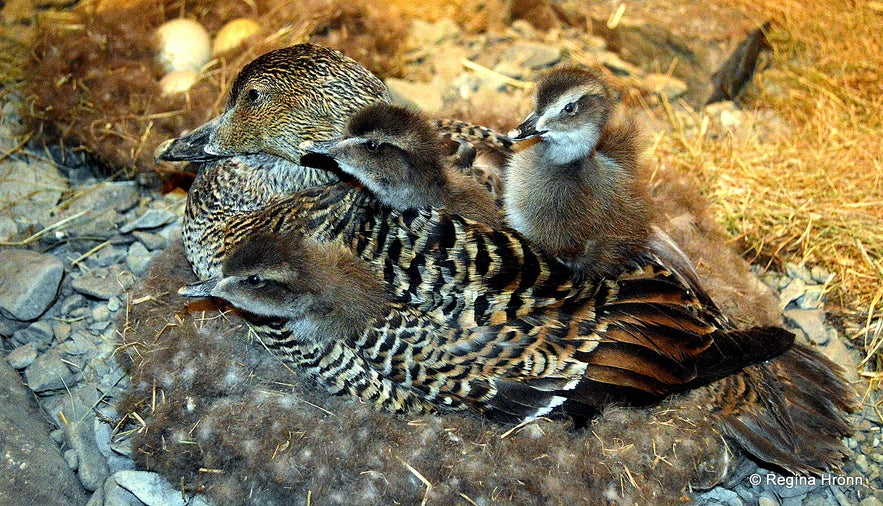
649;0;882;390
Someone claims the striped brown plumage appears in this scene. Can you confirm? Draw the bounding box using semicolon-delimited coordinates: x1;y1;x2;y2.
160;44;856;476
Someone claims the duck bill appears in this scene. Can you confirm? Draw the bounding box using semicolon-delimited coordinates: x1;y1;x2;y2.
302;138;342;156
178;278;220;298
155;115;226;162
508;113;546;141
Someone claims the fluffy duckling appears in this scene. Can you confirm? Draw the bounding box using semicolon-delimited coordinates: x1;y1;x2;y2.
504;66;651;281
179;232;433;414
307;104;501;227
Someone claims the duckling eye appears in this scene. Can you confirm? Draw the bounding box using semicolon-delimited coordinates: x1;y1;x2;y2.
246;88;261;104
245;275;262;286
365;139;380;152
563;102;578;115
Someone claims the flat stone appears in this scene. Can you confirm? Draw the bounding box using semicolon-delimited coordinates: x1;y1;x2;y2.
0;358;88;505
386;78;444;115
0;248;64;321
777;277;807;309
502;42;562;69
119;209;176;234
0;159;68;228
60;294;88;316
785;262;812;283
107;296;122;312
92;304;111;322
92;245;127;268
71;266;135;300
7;343;37;369
64;449;79;470
783;309;829;345
126;241;153;276
24;349;75;393
12;320;54;349
758;495;780;506
47;183;139;242
132;230;169;251
54;321;72;340
65;419;110;492
113;470;189;506
798;285;825;309
103;474;141;506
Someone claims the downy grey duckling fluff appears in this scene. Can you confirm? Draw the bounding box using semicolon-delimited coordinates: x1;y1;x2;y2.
504;66;651;281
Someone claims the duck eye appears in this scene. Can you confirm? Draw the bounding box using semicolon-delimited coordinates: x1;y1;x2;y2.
563;102;578;115
246;88;261;104
365;139;380;152
245;275;262;286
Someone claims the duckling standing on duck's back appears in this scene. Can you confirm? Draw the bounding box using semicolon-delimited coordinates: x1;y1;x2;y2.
306;104;502;227
504;67;651;280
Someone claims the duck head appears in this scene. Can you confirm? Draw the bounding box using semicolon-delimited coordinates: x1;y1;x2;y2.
509;67;612;165
156;44;389;168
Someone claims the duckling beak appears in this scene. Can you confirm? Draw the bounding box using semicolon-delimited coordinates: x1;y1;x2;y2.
156;116;226;162
178;278;220;298
508;113;546;141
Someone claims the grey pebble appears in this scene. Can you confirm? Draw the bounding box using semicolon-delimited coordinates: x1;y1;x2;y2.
113;470;189;506
120;209;176;234
54;321;72;340
103;474;142;506
60;331;97;357
0;248;64;321
24;349;75;392
785;262;812;283
132;231;168;251
65;419;111;492
0;214;17;241
6;342;37;369
126;241;154;276
92;304;111;322
861;497;883;506
855;454;869;473
72;266;135;300
800;285;826;309
61;294;88;316
92;246;127;268
758;494;780;506
783;308;830;345
107;295;122;312
781;496;805;506
12;320;54;349
777;277;807;309
696;487;743;506
64;448;79;471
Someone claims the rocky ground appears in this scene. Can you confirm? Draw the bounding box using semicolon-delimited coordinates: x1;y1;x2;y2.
1;14;881;506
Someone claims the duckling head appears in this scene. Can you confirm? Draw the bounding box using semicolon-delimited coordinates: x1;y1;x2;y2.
509;67;612;165
179;232;388;338
306;104;448;210
157;44;389;168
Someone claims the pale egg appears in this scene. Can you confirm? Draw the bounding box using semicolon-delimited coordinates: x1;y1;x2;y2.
155;19;211;73
159;69;200;95
212;18;261;55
